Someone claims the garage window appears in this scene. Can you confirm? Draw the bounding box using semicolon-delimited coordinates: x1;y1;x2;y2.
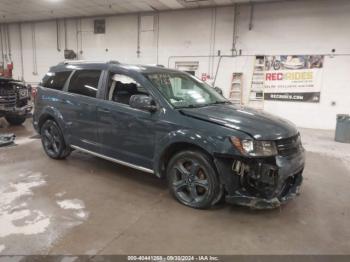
68;70;101;98
41;71;72;90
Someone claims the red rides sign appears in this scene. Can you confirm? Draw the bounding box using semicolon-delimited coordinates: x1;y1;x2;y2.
263;55;324;103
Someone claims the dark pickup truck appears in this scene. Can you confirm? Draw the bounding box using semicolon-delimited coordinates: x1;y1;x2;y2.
33;61;305;209
0;77;32;125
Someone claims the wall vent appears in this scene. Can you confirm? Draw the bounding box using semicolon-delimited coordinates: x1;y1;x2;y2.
94;19;106;34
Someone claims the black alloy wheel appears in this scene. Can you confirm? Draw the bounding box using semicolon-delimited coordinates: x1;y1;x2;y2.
167;150;221;209
41;120;71;159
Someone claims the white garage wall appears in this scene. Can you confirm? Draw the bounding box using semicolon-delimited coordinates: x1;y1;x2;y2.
235;0;350;130
1;0;350;129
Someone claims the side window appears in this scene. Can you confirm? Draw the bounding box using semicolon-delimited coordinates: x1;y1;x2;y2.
107;74;148;105
68;70;101;98
42;71;72;90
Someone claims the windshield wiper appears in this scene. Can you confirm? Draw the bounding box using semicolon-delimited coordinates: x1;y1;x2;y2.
208;101;231;105
175;104;209;109
175;101;230;109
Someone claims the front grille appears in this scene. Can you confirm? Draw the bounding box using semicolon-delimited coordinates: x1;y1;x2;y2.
276;134;301;156
0;88;16;108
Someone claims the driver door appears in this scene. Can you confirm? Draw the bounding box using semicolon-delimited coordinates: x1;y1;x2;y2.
97;72;158;170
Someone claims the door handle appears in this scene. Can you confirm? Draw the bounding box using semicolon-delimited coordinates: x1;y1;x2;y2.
97;107;110;113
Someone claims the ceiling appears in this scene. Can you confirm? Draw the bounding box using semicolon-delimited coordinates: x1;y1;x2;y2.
0;0;286;23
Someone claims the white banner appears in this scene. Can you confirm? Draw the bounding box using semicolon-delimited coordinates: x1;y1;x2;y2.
263;55;324;103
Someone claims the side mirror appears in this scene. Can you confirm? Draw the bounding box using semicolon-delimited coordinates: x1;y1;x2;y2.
129;95;157;112
214;86;223;95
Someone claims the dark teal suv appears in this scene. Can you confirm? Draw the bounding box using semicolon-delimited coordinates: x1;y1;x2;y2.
33;61;305;209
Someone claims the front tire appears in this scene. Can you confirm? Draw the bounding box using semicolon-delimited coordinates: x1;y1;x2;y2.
5;115;26;125
167;150;221;209
40;120;71;159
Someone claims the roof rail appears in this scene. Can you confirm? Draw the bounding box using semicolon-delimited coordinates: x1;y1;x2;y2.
59;60;121;65
107;60;120;64
146;64;165;68
59;60;105;65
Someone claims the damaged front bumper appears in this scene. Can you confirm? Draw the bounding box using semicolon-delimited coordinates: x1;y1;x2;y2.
215;149;305;209
0;104;33;116
225;175;302;209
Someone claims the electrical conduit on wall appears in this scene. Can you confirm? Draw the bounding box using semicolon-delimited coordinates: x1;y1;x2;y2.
0;25;4;67
19;23;24;81
6;24;12;63
31;23;38;76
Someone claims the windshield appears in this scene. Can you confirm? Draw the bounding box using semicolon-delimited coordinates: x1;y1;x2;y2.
144;72;228;108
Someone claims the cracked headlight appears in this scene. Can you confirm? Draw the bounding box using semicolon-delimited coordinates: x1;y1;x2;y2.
230;137;278;157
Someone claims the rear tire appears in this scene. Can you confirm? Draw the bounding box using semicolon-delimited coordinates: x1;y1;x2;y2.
166;150;221;209
5;115;26;125
40;119;71;159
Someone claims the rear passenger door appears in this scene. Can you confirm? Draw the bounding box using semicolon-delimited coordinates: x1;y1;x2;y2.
61;69;103;152
37;70;72;117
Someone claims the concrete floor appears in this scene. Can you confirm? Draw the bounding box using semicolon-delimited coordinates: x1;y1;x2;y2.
0;118;350;255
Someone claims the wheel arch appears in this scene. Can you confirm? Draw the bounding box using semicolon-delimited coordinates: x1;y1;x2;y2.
37;107;65;134
155;141;215;179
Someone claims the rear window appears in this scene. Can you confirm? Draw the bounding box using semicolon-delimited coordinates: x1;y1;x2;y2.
68;70;101;98
42;71;72;90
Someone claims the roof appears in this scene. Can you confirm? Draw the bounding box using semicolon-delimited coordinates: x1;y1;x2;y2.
50;61;180;74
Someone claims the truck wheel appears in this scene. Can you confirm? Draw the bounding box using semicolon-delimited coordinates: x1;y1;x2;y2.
40;119;71;160
166;150;221;209
5;115;26;125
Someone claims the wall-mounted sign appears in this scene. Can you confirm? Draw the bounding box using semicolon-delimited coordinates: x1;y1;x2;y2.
263;55;324;103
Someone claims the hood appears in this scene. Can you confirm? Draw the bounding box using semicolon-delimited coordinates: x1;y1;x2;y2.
180;104;298;140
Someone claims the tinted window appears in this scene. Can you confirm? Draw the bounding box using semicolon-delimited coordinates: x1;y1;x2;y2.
68;70;101;98
42;71;72;90
107;74;148;105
